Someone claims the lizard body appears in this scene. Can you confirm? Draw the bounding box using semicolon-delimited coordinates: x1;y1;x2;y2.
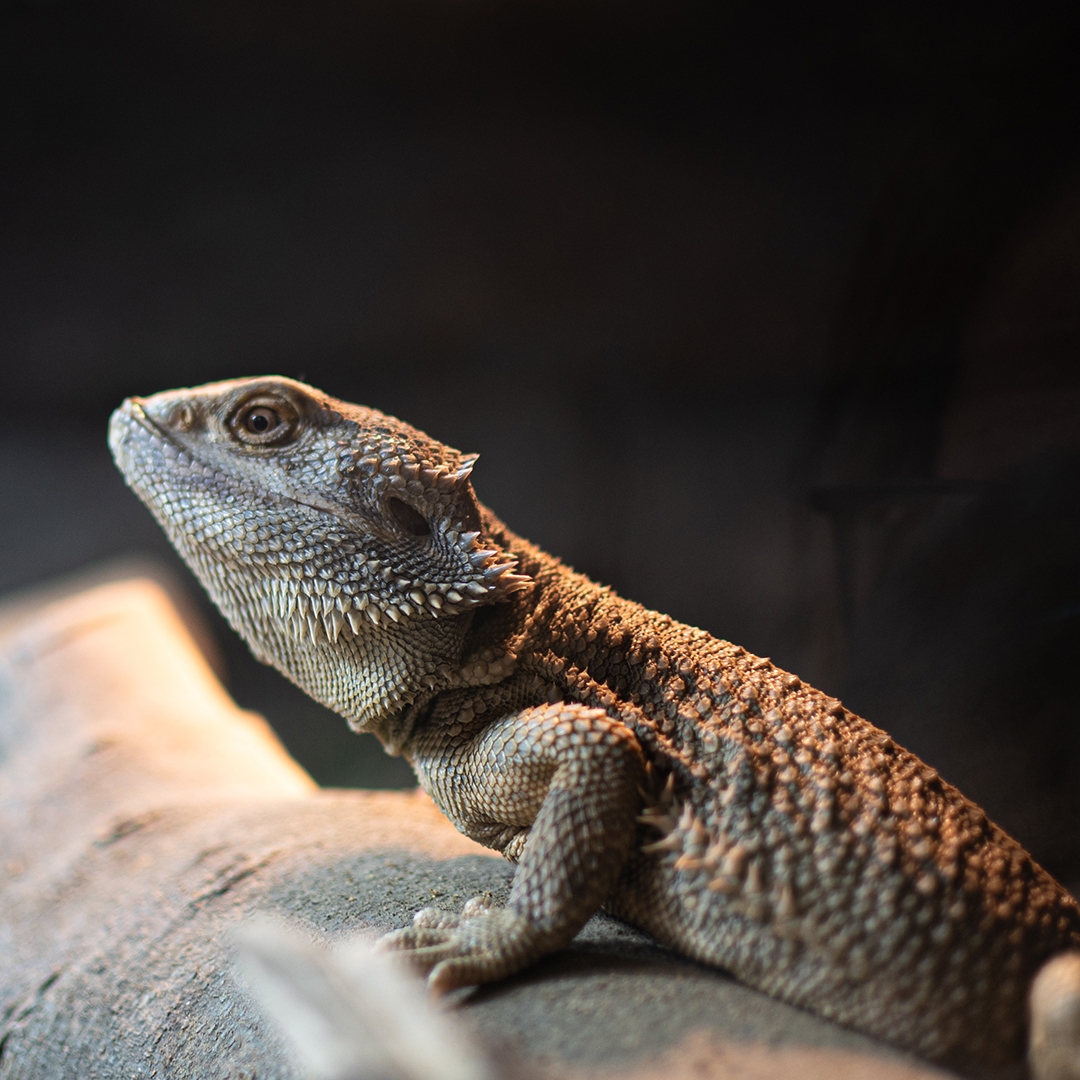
109;377;1080;1078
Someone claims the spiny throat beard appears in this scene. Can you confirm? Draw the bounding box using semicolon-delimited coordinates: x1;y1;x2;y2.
183;539;471;735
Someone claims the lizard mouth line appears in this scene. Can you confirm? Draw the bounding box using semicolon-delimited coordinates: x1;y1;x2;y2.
120;399;371;530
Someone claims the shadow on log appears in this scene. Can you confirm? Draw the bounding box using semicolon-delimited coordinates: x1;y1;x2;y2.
0;567;953;1079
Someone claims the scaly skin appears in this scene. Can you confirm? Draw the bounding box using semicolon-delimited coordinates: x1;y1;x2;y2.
109;376;1080;1079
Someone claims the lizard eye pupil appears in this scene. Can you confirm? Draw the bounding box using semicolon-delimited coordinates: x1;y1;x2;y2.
245;407;279;433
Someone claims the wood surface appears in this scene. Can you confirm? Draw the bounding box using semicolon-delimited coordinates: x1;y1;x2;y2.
0;569;951;1079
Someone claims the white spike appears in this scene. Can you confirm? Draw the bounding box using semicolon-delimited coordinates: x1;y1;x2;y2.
280;586;296;620
325;609;344;643
365;606;381;628
500;574;531;593
384;606;401;623
451;455;478;482
346;610;364;634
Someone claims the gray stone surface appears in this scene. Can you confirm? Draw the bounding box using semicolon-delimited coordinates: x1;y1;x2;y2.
0;568;954;1079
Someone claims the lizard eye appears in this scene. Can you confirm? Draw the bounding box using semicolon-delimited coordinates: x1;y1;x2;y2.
229;396;299;445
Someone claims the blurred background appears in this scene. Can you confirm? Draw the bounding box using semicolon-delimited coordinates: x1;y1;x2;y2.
2;1;1079;879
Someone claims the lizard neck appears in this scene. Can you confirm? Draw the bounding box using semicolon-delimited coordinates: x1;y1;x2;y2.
370;699;436;757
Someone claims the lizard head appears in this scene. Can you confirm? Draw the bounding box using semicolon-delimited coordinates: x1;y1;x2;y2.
108;375;530;736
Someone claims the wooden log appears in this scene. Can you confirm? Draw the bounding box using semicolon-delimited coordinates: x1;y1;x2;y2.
0;569;949;1080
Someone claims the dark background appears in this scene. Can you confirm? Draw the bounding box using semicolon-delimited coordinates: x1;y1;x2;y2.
2;1;1079;878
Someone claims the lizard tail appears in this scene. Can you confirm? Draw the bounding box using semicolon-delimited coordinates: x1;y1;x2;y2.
1030;952;1080;1079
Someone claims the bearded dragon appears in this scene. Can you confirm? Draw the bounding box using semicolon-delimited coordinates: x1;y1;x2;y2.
109;376;1080;1079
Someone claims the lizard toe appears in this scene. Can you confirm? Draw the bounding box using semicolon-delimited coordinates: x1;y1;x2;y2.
377;925;455;953
411;906;462;930
460;893;495;919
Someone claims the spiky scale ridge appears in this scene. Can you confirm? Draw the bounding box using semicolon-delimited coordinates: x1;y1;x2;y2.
111;377;1080;1079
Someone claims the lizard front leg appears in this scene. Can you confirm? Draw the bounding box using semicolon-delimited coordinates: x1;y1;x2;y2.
382;701;648;992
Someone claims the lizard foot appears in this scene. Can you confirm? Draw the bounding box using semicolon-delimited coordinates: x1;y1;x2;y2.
379;895;543;992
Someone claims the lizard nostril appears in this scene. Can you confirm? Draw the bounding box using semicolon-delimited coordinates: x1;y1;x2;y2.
168;404;196;431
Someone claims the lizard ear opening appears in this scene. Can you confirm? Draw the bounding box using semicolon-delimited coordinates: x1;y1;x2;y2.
387;497;431;537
